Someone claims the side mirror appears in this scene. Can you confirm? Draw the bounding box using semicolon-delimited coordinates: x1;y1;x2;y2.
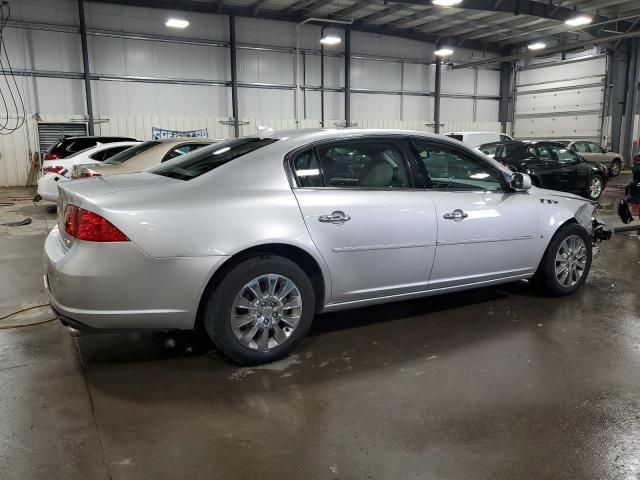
510;172;532;191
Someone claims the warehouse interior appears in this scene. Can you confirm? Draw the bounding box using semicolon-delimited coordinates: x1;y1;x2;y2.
1;0;640;479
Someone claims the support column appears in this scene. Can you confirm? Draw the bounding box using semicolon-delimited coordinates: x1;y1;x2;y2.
499;61;512;134
229;14;240;138
77;0;94;135
622;38;640;166
434;56;442;134
320;28;325;128
344;26;351;128
608;47;629;154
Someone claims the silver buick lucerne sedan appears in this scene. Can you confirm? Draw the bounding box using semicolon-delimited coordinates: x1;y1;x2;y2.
44;129;603;365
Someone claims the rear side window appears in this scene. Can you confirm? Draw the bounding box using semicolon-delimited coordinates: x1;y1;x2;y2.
446;134;463;142
104;141;160;165
315;139;411;188
150;138;277;181
292;149;322;187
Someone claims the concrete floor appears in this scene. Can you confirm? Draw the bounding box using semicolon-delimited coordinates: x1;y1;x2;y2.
0;178;639;480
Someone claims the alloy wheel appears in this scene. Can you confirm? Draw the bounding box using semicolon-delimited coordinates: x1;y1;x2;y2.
610;161;620;176
554;235;587;288
230;274;302;351
589;176;602;199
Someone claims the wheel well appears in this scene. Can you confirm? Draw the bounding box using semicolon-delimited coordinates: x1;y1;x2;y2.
195;244;326;330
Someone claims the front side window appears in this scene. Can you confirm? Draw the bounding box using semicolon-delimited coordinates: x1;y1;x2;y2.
548;143;580;164
413;139;504;192
151;138;277;181
588;142;604;153
315;140;411;189
536;144;553;160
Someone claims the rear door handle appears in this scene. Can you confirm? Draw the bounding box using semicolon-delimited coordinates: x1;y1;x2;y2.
443;209;468;222
319;211;351;225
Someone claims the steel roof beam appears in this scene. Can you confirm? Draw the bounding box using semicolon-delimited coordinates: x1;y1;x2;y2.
90;0;506;52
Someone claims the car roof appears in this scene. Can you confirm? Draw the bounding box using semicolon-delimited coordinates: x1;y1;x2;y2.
151;138;215;144
268;128;453;143
61;136;137;140
444;131;509;135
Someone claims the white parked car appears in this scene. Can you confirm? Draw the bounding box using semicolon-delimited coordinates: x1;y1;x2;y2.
37;141;139;202
44;129;612;365
445;131;513;148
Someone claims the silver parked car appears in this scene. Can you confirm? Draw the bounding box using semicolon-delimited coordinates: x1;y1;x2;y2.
559;140;624;177
44;129;606;365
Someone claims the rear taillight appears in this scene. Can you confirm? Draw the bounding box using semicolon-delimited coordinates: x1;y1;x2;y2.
63;205;129;242
79;171;101;178
43;153;59;161
43;166;64;174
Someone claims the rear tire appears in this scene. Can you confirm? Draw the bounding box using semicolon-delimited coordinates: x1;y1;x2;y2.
531;223;592;296
202;255;315;365
609;159;621;177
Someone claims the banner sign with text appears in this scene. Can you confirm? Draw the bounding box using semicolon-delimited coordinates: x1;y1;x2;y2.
151;127;208;140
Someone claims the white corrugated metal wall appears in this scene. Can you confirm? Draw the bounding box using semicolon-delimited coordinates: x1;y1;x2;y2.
1;0;505;186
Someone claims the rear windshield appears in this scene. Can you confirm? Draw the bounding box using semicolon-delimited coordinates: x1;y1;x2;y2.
103;141;160;165
150;138;278;181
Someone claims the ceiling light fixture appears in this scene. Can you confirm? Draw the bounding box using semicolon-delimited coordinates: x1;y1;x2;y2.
166;18;189;29
528;42;547;50
565;15;592;27
320;28;342;45
434;47;454;57
432;0;463;6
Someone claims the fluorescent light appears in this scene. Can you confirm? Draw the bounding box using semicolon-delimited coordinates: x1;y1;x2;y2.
320;35;341;45
432;0;463;6
528;42;546;50
434;48;454;57
321;28;342;45
166;18;189;29
565;15;592;27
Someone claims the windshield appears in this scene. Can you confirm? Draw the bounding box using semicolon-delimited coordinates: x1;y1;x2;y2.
104;141;160;165
150;138;278;181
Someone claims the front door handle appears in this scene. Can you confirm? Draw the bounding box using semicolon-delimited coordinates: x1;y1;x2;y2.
319;211;351;225
443;209;468;222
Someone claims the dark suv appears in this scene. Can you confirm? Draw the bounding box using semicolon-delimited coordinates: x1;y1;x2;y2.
43;136;138;160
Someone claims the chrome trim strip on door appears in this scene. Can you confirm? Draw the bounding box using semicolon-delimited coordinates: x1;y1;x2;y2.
332;241;437;253
436;235;534;246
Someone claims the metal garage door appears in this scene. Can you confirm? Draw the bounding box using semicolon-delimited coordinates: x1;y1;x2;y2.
513;55;606;142
37;122;88;153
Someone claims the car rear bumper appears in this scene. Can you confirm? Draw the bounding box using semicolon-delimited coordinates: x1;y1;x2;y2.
37;176;60;202
43;227;227;330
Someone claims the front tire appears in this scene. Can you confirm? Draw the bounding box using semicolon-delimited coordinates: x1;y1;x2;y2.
532;224;592;296
586;174;604;200
202;255;315;365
